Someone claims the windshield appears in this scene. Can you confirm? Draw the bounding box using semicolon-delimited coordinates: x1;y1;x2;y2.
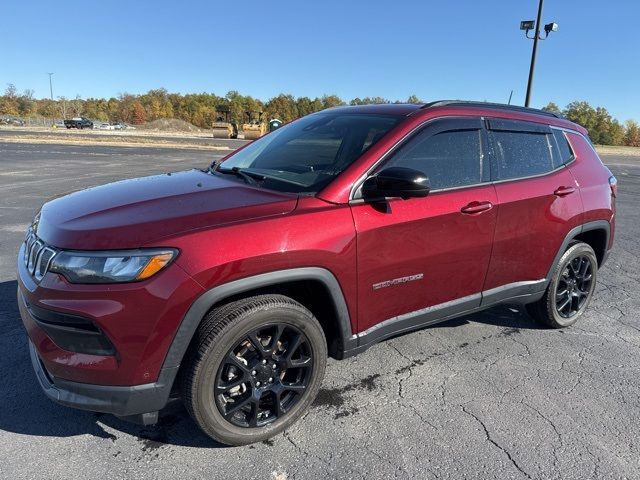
213;112;402;194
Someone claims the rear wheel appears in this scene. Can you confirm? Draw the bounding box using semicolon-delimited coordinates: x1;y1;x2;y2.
180;294;327;445
526;242;598;328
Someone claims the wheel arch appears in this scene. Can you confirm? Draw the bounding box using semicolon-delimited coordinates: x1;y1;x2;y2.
545;220;611;283
162;268;356;378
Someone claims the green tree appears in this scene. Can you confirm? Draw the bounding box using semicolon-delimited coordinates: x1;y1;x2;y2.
321;95;345;109
609;120;625;146
542;102;561;114
406;95;422;104
564;101;597;133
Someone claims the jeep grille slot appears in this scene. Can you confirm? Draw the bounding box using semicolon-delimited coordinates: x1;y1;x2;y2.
23;231;57;282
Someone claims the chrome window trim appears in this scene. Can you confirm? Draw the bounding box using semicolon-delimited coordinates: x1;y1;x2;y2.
348;117;587;202
550;126;576;165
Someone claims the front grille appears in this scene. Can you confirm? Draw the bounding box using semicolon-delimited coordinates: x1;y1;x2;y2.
23;231;57;282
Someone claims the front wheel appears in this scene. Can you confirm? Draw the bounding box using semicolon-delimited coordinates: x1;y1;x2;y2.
180;294;327;445
526;242;598;328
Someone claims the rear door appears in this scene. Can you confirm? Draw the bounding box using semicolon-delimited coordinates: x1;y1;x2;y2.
483;118;583;291
351;117;497;333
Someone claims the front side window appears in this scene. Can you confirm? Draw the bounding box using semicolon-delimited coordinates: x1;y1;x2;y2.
379;121;484;190
214;113;402;194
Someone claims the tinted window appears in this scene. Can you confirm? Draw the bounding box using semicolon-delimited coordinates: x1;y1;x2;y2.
553;129;574;165
491;130;554;180
217;113;401;194
382;128;483;190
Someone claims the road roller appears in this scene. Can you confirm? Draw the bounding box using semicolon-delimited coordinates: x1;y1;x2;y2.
212;107;238;139
242;111;267;140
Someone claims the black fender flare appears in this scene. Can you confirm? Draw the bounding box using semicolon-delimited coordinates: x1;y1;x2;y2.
544;220;611;283
156;267;356;395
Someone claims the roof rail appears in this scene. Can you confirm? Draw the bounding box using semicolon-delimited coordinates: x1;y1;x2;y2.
421;100;563;119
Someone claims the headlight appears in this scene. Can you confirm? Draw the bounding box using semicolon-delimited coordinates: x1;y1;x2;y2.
49;249;177;284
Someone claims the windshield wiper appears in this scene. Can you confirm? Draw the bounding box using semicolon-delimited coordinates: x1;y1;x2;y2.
216;166;265;186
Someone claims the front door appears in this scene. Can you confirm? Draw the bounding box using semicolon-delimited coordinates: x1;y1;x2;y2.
351;117;497;333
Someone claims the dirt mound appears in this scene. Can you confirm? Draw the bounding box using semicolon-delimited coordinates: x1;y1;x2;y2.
137;119;204;133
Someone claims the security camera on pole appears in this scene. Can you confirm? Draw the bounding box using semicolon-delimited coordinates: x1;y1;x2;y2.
520;0;558;107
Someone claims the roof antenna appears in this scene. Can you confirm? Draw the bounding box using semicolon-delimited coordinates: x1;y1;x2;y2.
508;90;514;105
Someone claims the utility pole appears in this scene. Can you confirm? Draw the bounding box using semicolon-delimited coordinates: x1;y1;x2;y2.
47;73;54;100
520;0;558;107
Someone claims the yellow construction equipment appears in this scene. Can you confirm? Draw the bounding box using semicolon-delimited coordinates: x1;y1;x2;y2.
242;111;267;140
212;107;238;139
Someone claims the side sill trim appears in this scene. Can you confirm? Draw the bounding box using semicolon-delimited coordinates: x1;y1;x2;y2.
345;279;547;358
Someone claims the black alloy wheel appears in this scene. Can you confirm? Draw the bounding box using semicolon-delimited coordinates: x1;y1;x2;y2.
555;255;594;318
526;242;598;328
181;294;327;445
215;323;313;428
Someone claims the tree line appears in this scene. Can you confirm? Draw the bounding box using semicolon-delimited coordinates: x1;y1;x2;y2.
0;83;637;146
542;101;639;147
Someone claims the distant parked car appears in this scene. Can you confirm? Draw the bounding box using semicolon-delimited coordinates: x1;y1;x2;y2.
96;122;114;130
0;116;25;126
64;117;94;129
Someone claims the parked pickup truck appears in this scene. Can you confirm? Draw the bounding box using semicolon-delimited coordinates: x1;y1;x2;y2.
64;117;93;129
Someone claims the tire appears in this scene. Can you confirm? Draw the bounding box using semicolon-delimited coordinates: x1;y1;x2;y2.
180;294;327;445
526;242;598;328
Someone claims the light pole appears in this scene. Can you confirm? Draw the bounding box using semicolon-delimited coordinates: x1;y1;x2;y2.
520;0;558;107
47;73;54;100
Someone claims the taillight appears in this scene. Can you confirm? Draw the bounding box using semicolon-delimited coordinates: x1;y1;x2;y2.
609;175;617;198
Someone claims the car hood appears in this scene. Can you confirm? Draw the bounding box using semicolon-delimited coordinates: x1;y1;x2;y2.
35;169;298;249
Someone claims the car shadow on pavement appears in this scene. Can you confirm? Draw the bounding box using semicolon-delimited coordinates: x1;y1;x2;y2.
457;303;543;330
0;280;227;449
0;278;541;449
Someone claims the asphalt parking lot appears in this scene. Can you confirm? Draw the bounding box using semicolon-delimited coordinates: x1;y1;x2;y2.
1;139;639;480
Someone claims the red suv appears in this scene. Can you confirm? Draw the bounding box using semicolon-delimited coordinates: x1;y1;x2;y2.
18;101;616;445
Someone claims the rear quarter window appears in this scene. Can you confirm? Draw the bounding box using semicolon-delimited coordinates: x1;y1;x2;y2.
552;129;574;165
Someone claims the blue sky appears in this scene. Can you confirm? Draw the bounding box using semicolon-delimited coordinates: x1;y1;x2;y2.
2;1;639;121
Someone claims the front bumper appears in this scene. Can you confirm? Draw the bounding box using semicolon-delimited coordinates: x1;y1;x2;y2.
28;339;173;424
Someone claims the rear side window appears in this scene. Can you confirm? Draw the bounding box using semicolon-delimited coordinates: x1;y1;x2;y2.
552;129;574;165
381;119;484;190
488;119;555;180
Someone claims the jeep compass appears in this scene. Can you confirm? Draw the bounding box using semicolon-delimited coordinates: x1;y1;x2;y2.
18;101;616;445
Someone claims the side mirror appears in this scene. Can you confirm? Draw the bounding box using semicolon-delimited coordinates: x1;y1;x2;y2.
362;167;430;201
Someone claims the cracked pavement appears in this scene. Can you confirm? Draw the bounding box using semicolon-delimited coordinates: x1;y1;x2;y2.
1;140;639;479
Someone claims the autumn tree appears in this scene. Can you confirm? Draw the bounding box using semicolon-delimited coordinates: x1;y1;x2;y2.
131;101;146;125
0;84;19;115
625;120;640;147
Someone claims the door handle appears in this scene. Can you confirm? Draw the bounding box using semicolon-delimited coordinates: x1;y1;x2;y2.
554;186;576;197
461;201;493;214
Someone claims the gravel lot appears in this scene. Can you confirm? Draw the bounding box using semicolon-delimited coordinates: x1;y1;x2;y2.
1;140;639;480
